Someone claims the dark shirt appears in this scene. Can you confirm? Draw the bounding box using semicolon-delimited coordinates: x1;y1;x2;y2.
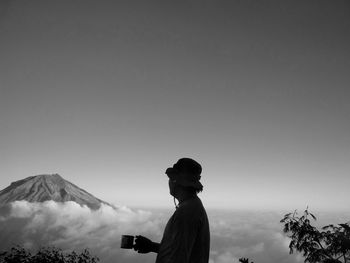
156;196;210;263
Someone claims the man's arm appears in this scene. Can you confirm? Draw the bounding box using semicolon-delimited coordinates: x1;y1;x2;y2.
151;241;160;253
134;235;160;253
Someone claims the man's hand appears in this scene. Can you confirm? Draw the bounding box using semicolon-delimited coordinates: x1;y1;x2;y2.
134;235;155;254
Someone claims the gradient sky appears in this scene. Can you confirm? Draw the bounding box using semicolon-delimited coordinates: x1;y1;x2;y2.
1;0;349;211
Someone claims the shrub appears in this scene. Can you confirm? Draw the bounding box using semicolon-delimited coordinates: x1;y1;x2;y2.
0;246;99;263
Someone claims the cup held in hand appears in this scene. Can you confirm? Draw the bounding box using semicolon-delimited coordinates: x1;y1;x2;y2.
121;235;134;249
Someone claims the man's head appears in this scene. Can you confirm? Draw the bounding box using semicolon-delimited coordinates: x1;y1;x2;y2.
166;158;203;196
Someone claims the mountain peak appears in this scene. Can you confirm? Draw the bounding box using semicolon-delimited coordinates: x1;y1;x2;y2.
0;174;110;209
35;173;65;186
37;173;62;179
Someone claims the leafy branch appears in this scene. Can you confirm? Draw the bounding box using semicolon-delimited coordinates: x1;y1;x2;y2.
281;208;350;263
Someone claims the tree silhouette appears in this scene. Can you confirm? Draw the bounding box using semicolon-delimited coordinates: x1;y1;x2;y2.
281;208;350;263
0;246;99;263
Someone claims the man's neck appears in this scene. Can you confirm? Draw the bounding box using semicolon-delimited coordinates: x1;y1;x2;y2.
176;192;197;203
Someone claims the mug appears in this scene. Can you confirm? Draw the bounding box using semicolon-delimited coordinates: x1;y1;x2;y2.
121;235;134;249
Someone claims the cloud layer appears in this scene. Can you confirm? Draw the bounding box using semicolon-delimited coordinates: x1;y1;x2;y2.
208;210;303;263
2;201;346;263
0;201;165;263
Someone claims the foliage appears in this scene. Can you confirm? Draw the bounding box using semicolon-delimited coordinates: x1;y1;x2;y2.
0;246;99;263
239;257;254;263
281;208;350;263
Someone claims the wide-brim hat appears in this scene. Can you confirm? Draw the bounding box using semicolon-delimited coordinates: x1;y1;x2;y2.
165;158;203;191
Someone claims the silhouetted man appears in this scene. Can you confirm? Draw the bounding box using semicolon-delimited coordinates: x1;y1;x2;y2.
134;158;210;263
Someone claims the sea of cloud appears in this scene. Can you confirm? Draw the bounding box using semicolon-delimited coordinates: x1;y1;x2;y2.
0;201;349;263
0;201;165;263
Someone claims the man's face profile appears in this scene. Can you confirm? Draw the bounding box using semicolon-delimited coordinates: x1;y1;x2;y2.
168;179;177;196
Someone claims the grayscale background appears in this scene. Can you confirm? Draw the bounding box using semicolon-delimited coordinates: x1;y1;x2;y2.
1;1;349;262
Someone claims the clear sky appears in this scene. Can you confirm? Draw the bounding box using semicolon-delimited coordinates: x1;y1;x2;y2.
1;0;349;211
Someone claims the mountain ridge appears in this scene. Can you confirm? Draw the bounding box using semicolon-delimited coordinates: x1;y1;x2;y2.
0;174;110;209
